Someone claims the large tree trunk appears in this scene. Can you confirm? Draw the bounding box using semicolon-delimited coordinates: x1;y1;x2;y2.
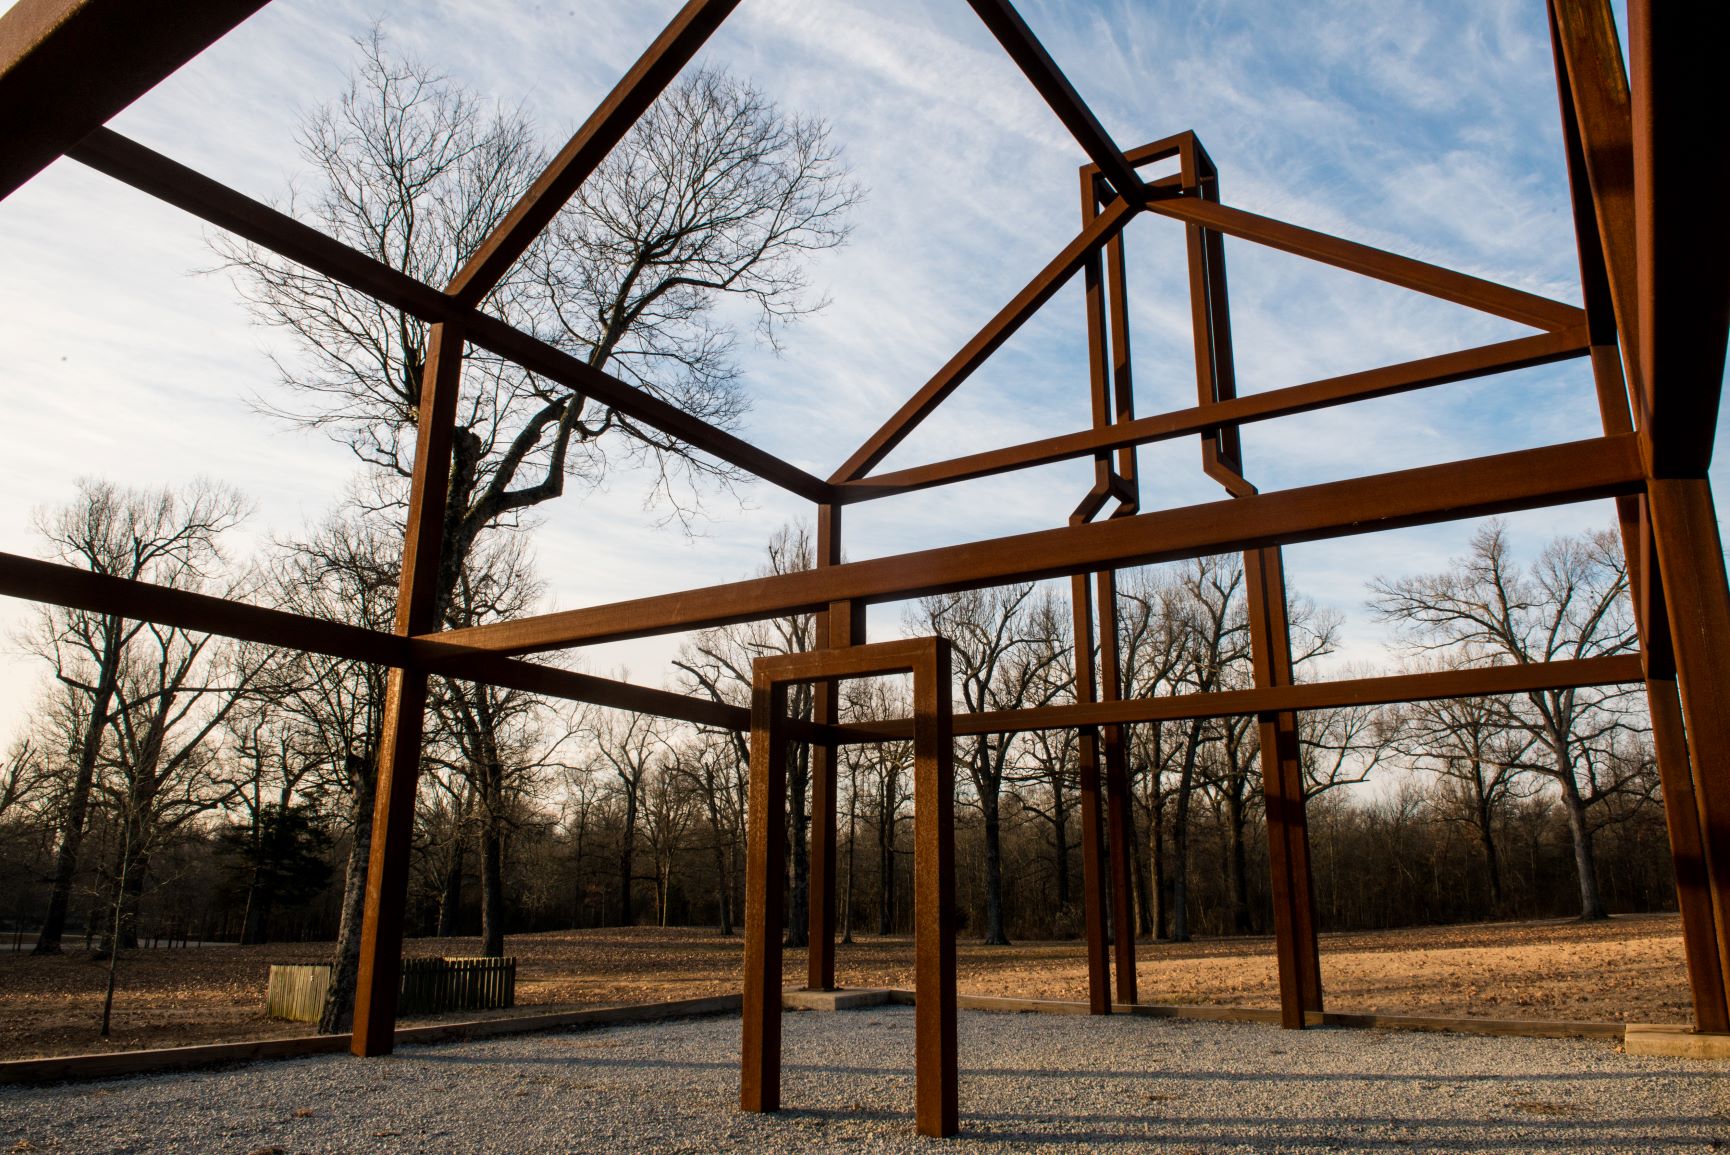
436;840;464;937
1558;774;1607;920
785;743;810;949
1150;789;1167;940
35;671;117;955
1475;787;1504;912
318;763;374;1035
977;742;1010;945
1052;768;1071;913
479;811;505;957
877;775;896;935
618;785;638;926
1169;718;1205;942
1227;787;1251;934
1127;802;1154;937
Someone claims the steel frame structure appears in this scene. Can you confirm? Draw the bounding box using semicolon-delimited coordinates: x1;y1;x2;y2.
1;0;1727;1097
742;638;957;1136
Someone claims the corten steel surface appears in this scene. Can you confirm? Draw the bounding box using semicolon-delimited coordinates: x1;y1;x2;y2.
0;0;1726;1061
1174;135;1325;1028
741;639;957;1138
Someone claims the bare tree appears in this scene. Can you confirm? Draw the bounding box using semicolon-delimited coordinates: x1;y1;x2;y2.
429;532;566;957
1389;687;1535;912
1370;521;1645;919
25;479;246;955
267;512;396;1032
916;583;1069;945
103;627;275;948
588;708;666;926
674;524;818;945
216;34;859;629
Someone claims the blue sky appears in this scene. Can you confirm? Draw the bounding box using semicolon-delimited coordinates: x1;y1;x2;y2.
0;0;1720;748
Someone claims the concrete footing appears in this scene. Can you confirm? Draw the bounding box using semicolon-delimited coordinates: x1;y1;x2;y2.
1624;1024;1730;1060
781;988;892;1011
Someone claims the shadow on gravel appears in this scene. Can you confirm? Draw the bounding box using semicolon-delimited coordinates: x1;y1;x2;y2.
408;1048;1726;1087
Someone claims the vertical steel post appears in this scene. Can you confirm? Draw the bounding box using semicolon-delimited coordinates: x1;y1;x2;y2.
1552;0;1730;1030
1181;133;1322;1028
807;503;857;990
1071;570;1112;1013
741;675;790;1112
1244;547;1323;1026
1069;164;1119;1013
1101;212;1141;1005
913;640;958;1138
352;322;465;1056
1096;568;1137;1005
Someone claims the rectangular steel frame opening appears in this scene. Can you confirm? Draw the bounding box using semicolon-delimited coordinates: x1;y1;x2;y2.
741;638;958;1138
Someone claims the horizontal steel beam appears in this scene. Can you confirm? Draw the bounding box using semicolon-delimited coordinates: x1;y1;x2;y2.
838;654;1643;740
66;129;832;504
1147;196;1587;333
0;550;782;736
432;434;1645;655
837;329;1589;501
0;0;269;201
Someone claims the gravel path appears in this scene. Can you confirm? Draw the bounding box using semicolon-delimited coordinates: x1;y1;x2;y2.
1;1007;1725;1153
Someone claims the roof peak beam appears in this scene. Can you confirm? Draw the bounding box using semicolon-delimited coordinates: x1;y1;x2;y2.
964;0;1157;206
444;0;741;309
0;0;271;202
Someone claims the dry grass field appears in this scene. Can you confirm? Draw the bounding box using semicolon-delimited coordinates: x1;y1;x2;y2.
0;913;1692;1060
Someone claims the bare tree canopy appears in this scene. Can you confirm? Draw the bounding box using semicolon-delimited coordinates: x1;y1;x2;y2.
216;32;860;595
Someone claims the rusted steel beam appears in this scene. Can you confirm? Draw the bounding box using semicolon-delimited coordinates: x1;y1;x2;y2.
1551;0;1728;1033
65;129;831;504
0;0;270;201
963;0;1148;204
1070;569;1111;1014
1244;547;1323;1028
1631;0;1730;1024
435;436;1645;654
353;323;465;1057
0;549;400;665
444;0;740;306
1647;479;1730;1016
0;549;764;735
844;654;1643;742
834;330;1589;502
829;195;1141;484
911;640;958;1138
1095;568;1137;1005
806;503;862;992
1627;0;1730;479
739;677;788;1114
1146;196;1586;334
1550;0;1646;425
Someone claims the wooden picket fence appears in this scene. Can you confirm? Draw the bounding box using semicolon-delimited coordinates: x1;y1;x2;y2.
267;957;516;1023
266;964;331;1023
399;957;517;1016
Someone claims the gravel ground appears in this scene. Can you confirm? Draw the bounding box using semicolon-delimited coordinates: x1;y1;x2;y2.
1;1007;1725;1153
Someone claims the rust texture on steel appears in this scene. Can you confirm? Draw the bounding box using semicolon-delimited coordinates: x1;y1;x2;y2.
0;0;1724;1104
741;639;957;1137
